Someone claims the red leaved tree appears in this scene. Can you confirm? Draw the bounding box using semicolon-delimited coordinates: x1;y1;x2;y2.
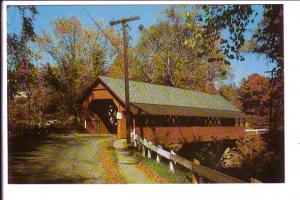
239;74;270;117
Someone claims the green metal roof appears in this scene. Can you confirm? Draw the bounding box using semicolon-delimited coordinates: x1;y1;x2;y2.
99;76;243;118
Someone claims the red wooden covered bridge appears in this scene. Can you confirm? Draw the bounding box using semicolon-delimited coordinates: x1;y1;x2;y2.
82;76;245;145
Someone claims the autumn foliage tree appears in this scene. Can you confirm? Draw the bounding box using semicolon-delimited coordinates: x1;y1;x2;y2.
35;17;109;127
218;84;241;109
7;6;41;134
253;5;284;131
239;74;270;116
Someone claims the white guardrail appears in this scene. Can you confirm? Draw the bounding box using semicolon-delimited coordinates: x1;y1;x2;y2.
245;129;268;135
129;131;256;183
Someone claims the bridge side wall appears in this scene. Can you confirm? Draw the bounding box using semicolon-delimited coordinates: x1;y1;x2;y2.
135;126;244;145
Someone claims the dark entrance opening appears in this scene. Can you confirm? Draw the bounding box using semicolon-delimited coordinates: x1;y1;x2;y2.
88;99;118;134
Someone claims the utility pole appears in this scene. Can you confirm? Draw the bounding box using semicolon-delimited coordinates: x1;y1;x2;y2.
109;16;140;144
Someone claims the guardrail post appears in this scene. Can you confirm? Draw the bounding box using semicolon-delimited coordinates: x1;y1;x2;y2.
147;148;152;159
142;145;146;157
147;142;152;158
171;150;176;164
156;145;162;163
169;160;175;173
156;153;161;163
138;138;142;151
130;132;134;145
192;159;203;183
133;136;137;147
169;150;176;173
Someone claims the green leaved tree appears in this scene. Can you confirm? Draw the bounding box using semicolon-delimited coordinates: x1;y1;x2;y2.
128;7;231;93
181;4;283;131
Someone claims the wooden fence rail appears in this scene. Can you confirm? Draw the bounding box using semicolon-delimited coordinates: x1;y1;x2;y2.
130;131;261;183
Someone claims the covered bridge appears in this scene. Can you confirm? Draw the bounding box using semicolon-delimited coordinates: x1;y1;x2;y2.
82;76;245;145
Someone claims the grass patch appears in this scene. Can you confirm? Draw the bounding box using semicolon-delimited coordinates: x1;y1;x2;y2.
132;151;192;184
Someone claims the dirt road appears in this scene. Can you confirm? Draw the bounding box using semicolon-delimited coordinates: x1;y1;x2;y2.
8;134;170;183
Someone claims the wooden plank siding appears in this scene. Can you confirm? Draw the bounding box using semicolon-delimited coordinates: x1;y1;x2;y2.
91;90;115;100
85;111;110;134
135;126;244;145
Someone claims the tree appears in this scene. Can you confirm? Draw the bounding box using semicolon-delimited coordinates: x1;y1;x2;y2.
7;6;40;134
7;6;38;98
183;5;254;61
239;74;270;116
253;5;284;131
218;84;241;109
252;5;283;68
188;5;284;181
128;7;230;93
182;5;283;130
35;17;109;127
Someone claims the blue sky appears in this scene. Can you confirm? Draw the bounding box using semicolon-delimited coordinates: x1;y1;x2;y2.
7;5;276;86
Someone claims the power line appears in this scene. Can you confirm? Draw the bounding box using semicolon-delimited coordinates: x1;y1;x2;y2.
81;6;123;56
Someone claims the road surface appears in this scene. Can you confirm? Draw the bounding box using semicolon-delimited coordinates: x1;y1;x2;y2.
8;134;170;184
